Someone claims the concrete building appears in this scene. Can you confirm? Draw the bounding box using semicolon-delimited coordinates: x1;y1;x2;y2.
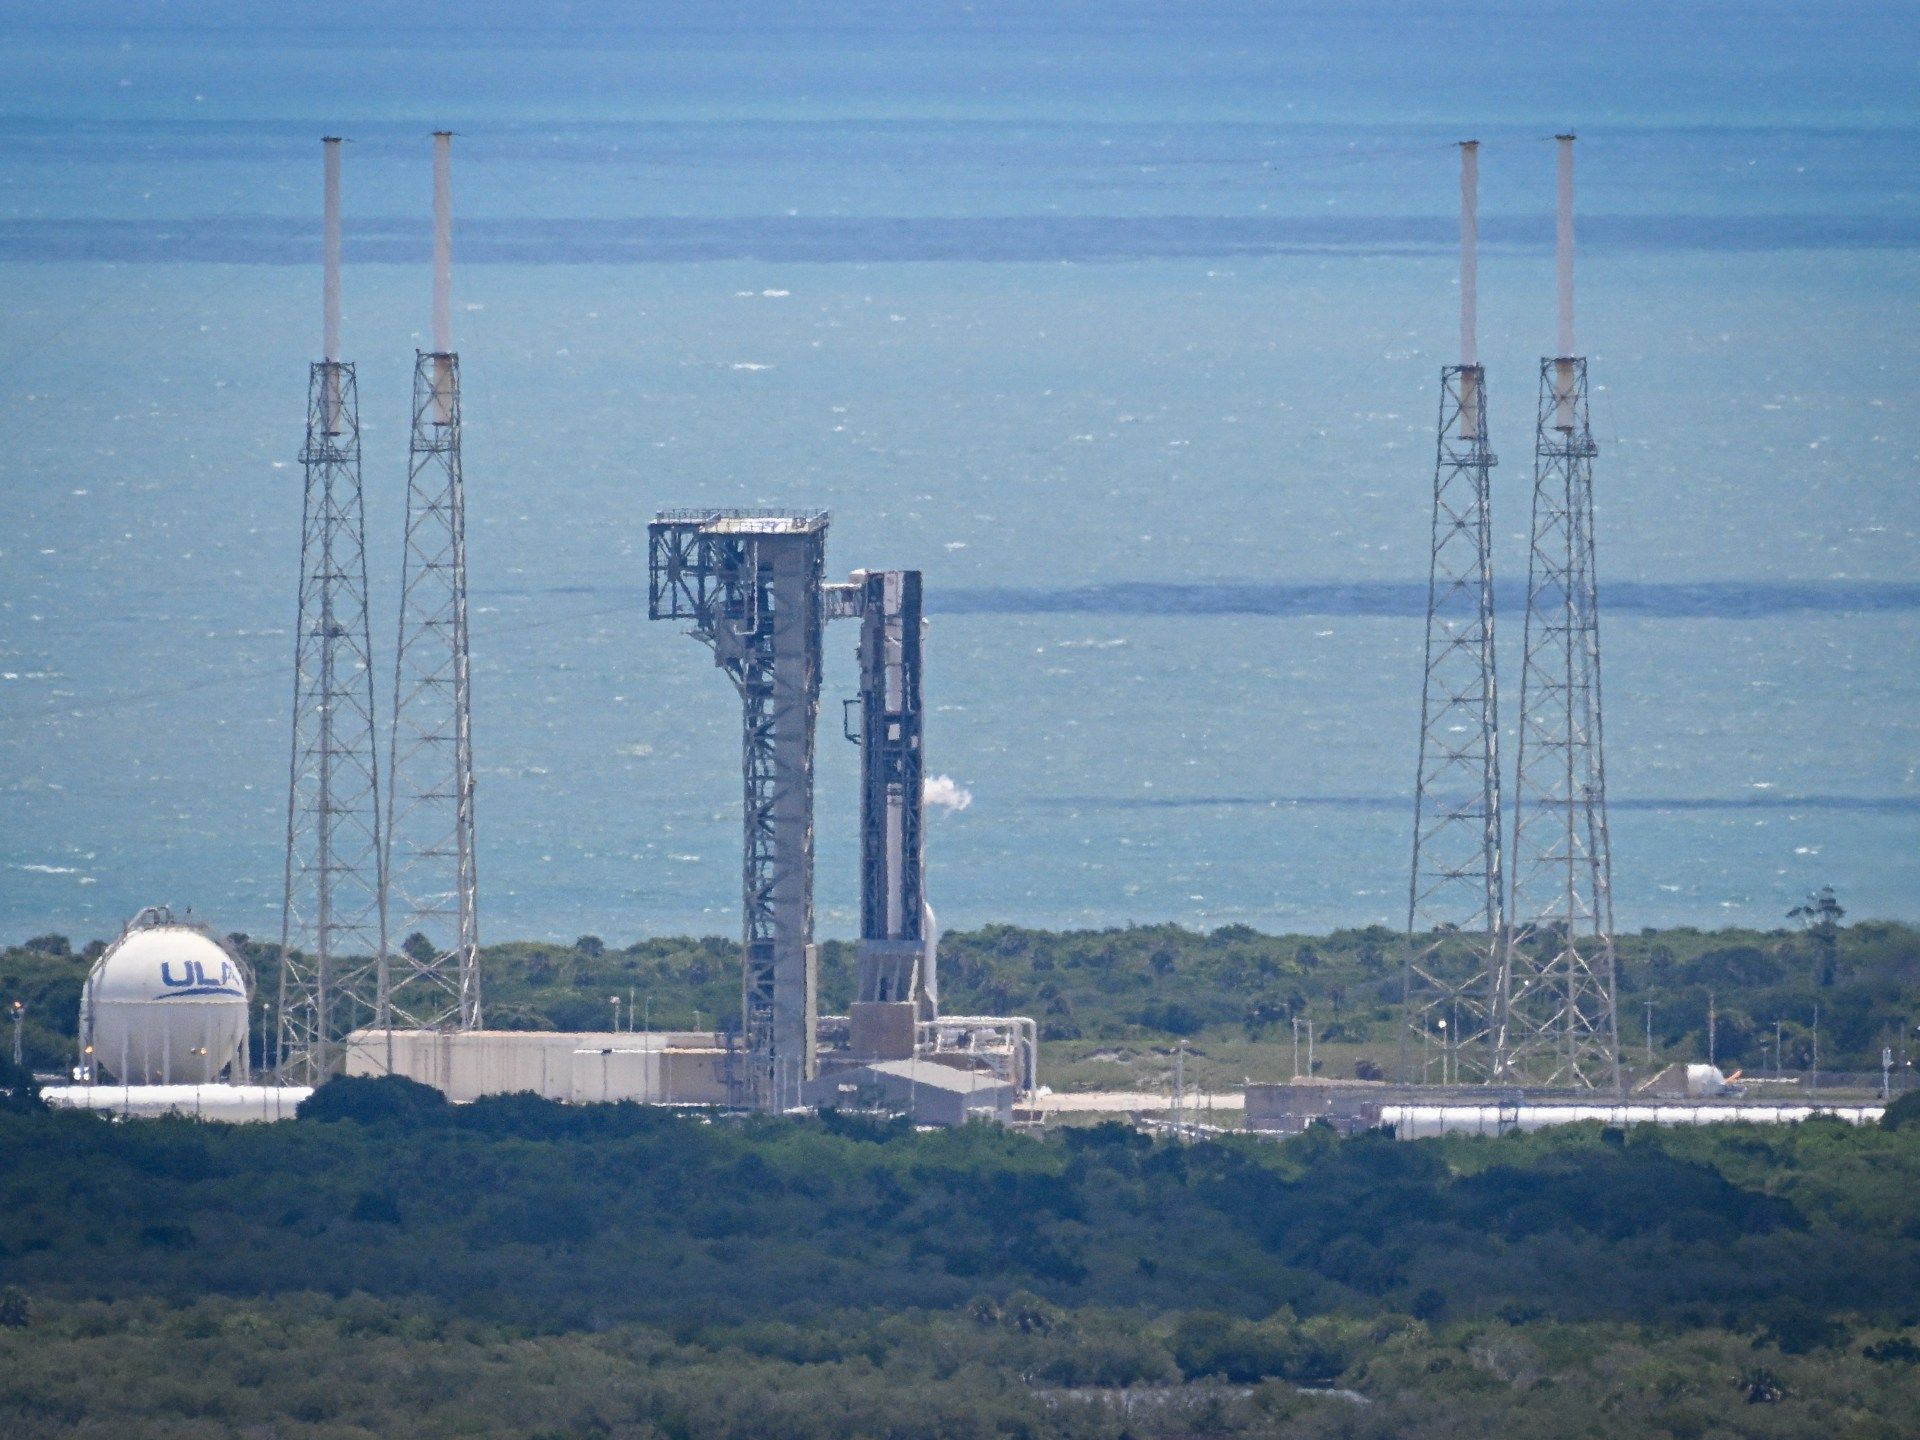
343;1028;731;1105
814;1057;1014;1126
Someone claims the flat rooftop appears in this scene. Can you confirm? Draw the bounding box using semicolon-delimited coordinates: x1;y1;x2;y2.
654;508;829;535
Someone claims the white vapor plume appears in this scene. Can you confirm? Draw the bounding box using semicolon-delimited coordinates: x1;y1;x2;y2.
923;774;973;812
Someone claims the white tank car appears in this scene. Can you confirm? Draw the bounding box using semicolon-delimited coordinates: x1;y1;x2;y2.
81;907;250;1084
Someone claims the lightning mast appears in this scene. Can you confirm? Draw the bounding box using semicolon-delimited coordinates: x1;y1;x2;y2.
1403;140;1502;1084
279;137;387;1084
1495;135;1622;1089
382;131;481;1036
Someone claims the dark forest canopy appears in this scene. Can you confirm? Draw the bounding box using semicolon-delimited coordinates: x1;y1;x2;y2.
2;1096;1919;1437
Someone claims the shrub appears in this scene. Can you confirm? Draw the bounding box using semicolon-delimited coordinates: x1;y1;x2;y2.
297;1073;449;1125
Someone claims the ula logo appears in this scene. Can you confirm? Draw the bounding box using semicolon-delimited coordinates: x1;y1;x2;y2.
156;959;243;997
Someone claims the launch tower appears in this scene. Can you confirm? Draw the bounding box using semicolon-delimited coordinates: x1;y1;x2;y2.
649;510;830;1110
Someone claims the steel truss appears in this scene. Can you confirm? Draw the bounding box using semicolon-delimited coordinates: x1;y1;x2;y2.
1404;363;1503;1083
650;511;829;1110
1495;356;1621;1089
382;349;480;1034
279;360;387;1083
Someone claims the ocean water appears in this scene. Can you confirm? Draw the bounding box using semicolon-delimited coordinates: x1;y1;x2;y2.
1;2;1916;945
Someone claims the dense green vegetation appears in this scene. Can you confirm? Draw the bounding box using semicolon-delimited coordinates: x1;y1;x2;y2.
5;914;1916;1085
2;1085;1918;1436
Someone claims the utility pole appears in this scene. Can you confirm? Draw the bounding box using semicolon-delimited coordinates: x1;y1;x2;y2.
1292;1015;1301;1079
1707;990;1717;1068
1882;1047;1893;1102
1173;1041;1186;1140
1811;1003;1820;1092
1645;998;1654;1069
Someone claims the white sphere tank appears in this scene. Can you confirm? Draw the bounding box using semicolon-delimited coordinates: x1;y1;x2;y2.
83;912;250;1085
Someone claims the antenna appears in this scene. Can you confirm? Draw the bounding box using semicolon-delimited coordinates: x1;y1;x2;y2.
1495;132;1622;1091
279;137;387;1084
384;130;482;1038
1402;140;1502;1084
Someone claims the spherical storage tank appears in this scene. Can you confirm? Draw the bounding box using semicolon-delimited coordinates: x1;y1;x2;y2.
81;908;250;1084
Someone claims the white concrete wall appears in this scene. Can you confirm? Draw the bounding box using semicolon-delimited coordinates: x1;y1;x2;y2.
1381;1102;1885;1139
44;1084;311;1123
344;1030;731;1105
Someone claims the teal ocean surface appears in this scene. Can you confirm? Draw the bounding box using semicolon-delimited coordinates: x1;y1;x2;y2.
1;2;1915;944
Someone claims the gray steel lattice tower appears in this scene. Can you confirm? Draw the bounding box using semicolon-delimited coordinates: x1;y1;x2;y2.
829;570;932;1014
649;511;829;1110
382;131;481;1035
279;137;388;1084
1403;141;1504;1085
1495;135;1622;1090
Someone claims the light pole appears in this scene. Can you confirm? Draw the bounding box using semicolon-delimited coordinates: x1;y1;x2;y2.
609;995;621;1033
1436;1017;1449;1086
1449;994;1460;1082
9;999;22;1069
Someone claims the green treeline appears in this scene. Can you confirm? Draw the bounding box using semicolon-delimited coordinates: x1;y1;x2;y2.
1;1084;1919;1436
4;917;1916;1076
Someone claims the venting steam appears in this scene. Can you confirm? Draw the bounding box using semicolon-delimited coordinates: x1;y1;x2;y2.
924;775;973;812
